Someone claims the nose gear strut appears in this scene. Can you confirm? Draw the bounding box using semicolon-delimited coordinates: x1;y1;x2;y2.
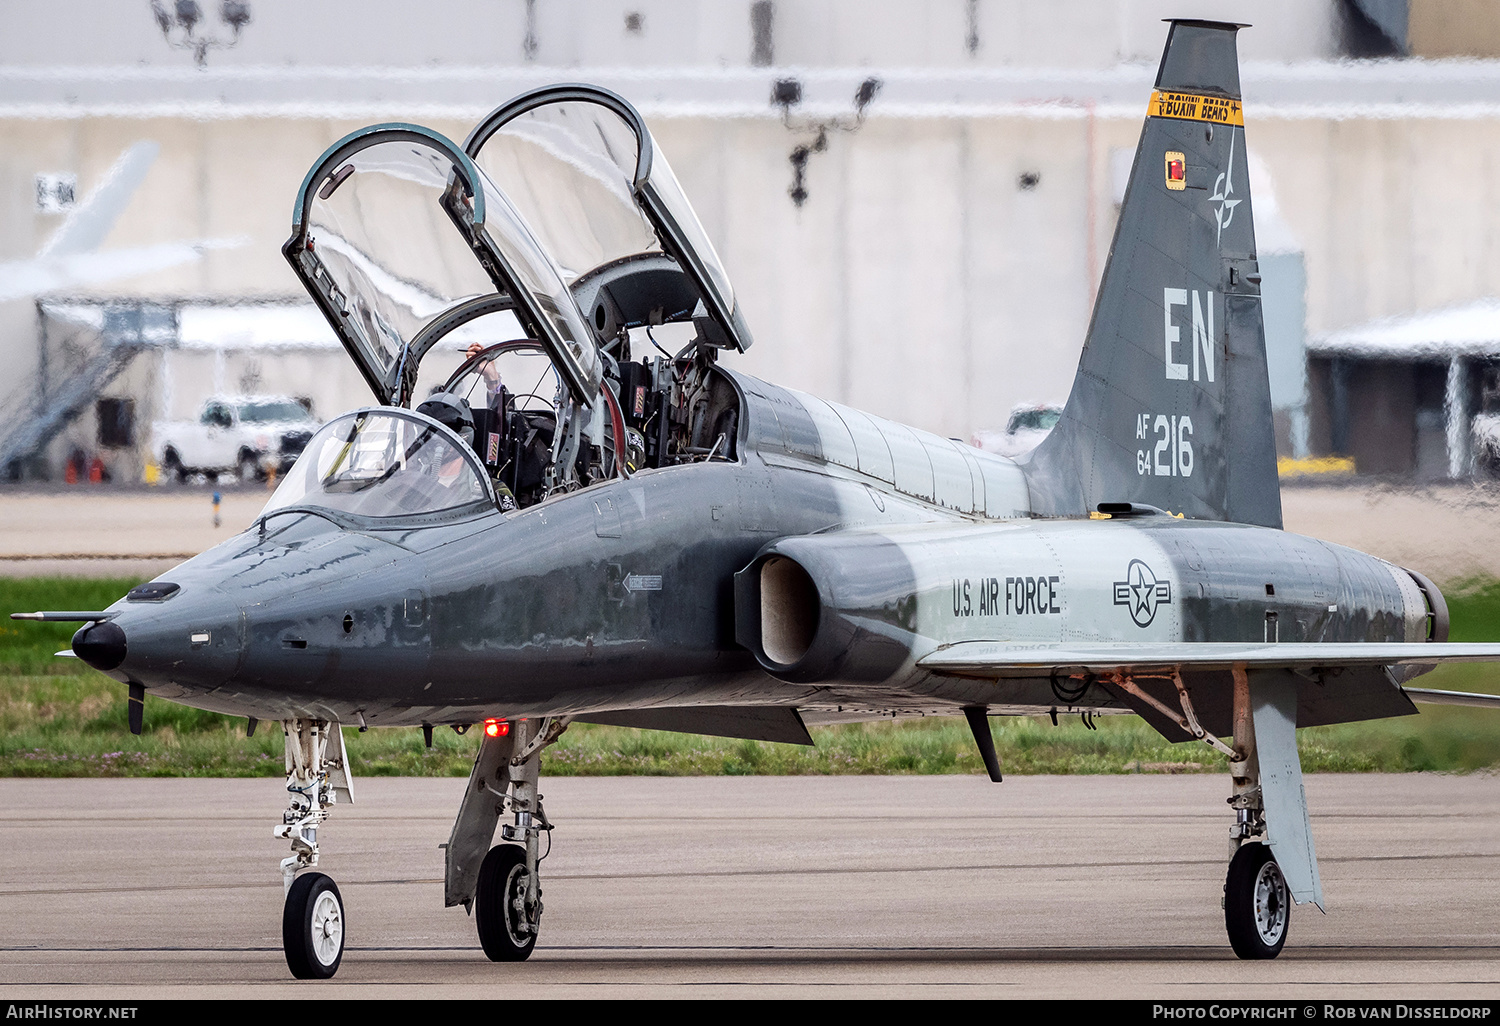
272;718;354;978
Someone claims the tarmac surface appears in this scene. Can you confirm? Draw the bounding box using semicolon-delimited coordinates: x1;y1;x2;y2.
3;484;1499;998
1;773;1498;999
2;480;1500;582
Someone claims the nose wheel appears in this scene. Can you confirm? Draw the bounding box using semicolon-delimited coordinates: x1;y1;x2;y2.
1224;841;1289;959
283;872;345;978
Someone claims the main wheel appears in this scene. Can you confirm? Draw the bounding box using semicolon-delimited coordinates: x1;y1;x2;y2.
475;844;538;962
1224;842;1289;959
283;872;345;979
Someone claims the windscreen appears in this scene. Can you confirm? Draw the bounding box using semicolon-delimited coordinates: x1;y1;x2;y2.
263;409;491;519
410;307;527;403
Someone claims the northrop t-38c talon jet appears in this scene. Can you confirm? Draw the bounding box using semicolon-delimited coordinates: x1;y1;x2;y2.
20;20;1500;977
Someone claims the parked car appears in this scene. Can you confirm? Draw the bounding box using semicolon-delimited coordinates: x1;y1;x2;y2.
970;402;1063;458
154;396;320;482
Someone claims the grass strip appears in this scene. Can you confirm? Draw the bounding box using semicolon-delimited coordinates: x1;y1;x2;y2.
3;575;1499;777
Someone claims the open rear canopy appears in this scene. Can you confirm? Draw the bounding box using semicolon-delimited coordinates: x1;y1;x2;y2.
464;85;752;353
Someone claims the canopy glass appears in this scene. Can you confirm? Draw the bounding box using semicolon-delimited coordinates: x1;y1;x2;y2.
263;408;493;520
465;86;751;352
284;124;602;408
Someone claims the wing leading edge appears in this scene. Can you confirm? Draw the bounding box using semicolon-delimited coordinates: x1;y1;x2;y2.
919;641;1500;676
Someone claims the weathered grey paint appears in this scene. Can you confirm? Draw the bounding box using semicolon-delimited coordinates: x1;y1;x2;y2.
85;384;1444;739
1023;21;1282;530
63;22;1487;755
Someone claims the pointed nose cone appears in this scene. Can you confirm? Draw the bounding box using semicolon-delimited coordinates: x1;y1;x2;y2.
72;620;127;671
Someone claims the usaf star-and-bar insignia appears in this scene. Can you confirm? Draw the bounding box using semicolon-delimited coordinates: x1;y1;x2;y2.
1113;559;1173;628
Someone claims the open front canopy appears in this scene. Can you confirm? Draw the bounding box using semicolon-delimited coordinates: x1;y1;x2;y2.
283;123;602;407
464;85;752;353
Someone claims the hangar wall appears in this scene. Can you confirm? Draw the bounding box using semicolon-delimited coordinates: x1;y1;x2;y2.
3;0;1500;478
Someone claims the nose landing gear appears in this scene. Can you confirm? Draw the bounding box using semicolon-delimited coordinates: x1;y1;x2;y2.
273;719;354;979
283;872;346;978
476;843;538;961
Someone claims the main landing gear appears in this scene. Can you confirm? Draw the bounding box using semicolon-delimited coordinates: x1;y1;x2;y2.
1222;665;1287;959
1109;665;1310;960
444;716;568;962
273;719;354;979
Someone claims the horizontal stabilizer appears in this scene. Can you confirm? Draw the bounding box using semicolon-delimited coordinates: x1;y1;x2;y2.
920;642;1500;677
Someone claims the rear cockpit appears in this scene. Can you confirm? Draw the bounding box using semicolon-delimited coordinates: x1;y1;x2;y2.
281;87;752;514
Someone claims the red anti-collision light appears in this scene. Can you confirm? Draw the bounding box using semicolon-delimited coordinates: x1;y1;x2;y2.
483;718;509;738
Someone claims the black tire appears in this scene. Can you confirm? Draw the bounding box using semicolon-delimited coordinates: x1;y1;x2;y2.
283;872;345;979
237;450;261;483
1224;842;1289;959
161;448;188;483
475;844;538;962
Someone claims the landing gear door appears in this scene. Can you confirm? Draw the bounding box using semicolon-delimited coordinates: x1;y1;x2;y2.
464;85;754;354
283;123;602;409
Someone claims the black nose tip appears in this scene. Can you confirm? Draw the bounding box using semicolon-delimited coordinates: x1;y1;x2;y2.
72;620;127;671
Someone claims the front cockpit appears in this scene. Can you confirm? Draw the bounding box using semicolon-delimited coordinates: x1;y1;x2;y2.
281;86;752;516
262;407;494;523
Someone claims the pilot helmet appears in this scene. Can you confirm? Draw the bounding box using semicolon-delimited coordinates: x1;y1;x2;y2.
416;393;475;448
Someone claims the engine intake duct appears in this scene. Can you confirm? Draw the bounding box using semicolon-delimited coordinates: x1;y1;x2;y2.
733;535;916;684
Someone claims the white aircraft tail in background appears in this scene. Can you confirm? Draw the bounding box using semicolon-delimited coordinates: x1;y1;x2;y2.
0;141;245;303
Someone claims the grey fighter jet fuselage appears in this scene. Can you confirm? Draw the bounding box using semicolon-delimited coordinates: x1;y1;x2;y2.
87;379;1439;739
27;20;1500;977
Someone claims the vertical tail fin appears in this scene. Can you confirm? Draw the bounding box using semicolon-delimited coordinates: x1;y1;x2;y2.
1022;20;1281;529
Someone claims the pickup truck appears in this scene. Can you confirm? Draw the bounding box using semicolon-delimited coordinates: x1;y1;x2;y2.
970;402;1063;458
154;396;320;482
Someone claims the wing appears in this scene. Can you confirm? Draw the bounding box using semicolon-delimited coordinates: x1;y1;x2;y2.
919;641;1500;738
918;641;1500;676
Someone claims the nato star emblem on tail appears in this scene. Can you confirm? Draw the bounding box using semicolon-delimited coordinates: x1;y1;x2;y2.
1210;140;1240;247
